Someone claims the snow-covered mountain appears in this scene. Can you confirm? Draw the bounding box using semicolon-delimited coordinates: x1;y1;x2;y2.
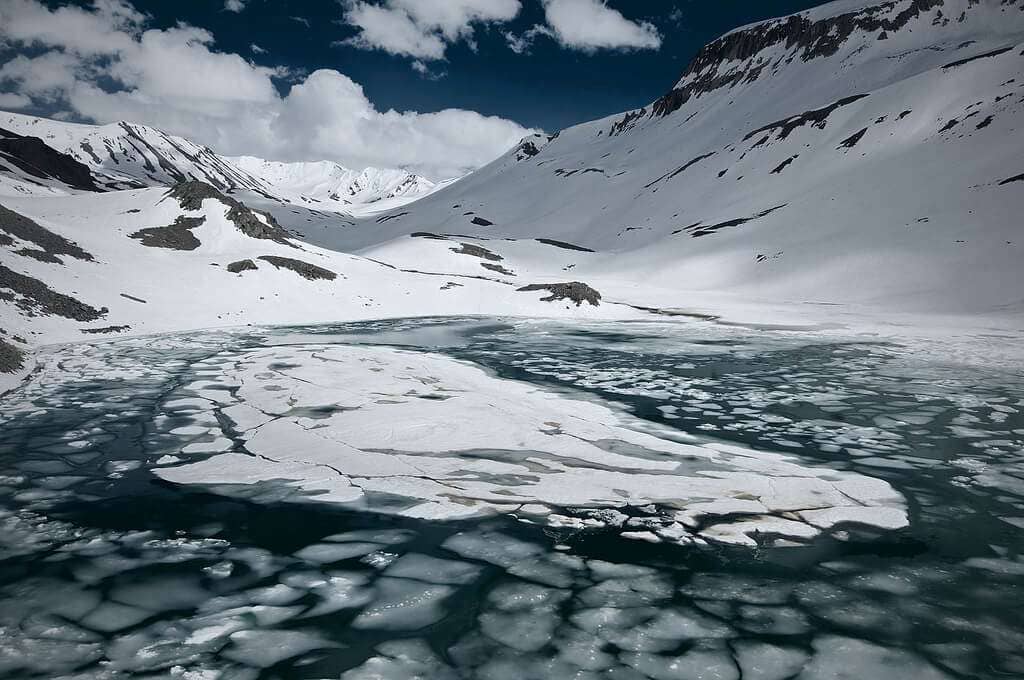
298;0;1024;316
3;0;1024;391
0;111;268;193
0;111;443;213
227;156;438;209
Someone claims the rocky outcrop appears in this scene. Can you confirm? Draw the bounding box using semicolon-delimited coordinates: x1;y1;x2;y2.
0;337;24;374
0;128;101;192
166;181;292;244
450;243;503;261
130;216;205;251
640;0;949;120
0;264;106;321
535;238;595;253
517;282;602;306
0;203;93;262
227;259;258;274
257;256;336;281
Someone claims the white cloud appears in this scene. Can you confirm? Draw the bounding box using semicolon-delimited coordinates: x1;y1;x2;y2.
250;43;266;55
0;52;84;103
540;0;661;52
504;24;552;55
0;0;144;56
289;16;311;28
341;0;520;61
0;0;532;179
223;0;245;12
0;92;32;109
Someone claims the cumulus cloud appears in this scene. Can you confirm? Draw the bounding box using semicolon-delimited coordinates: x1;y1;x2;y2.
250;43;267;55
223;0;245;12
0;0;532;179
341;0;521;60
508;0;661;54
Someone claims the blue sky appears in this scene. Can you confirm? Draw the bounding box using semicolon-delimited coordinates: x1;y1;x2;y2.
0;0;829;178
159;0;826;131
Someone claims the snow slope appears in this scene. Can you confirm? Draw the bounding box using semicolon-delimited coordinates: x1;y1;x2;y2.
311;0;1024;317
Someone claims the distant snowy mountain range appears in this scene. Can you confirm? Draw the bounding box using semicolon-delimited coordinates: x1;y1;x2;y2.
0;111;440;211
2;0;1024;390
227;156;438;209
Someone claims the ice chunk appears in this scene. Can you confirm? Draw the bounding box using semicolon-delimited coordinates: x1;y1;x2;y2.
623;648;739;680
798;636;955;680
734;642;809;680
341;639;459;680
110;576;209;611
385;553;482;584
294;542;381;564
223;629;335;668
352;577;454;630
80;602;152;632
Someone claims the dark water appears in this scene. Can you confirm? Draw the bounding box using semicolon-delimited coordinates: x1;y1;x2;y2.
0;317;1021;679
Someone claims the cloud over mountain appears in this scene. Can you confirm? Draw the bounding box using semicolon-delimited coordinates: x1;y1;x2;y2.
0;0;532;179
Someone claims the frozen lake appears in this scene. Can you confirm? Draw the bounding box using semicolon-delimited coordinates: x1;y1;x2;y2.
0;317;1021;679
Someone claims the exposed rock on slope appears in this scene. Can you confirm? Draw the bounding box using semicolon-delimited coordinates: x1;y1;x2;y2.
518;282;602;307
257;256;337;281
0;203;92;262
0;127;101;193
0;263;106;321
166;181;292;244
0;336;24;374
130;216;206;251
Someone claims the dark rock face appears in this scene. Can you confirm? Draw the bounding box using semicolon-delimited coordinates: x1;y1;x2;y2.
535;238;595;253
130;216;206;251
942;45;1015;69
471;217;494;227
166;181;292;244
0;203;93;262
515;140;542;160
167;181;227;211
517;282;602;307
838;127;869;149
227;259;258;274
81;325;131;335
744;94;870;141
451;243;503;261
998;172;1024;185
674;204;788;238
771;155;799;174
645;152;716;190
481;262;516;276
0;128;101;192
376;212;409;224
258;256;337;281
632;0;948;121
0;337;24;374
0;264;106;321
